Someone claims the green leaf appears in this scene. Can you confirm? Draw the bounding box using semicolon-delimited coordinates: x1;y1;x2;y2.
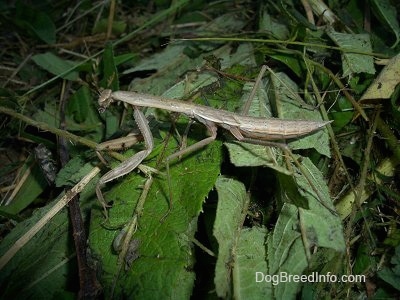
226;141;291;174
100;43;119;90
68;87;90;123
224;83;278;167
278;1;316;30
234;227;270;298
93;18;127;36
268;72;331;156
354;243;377;275
267;203;308;299
15;2;56;44
67;86;104;142
326;29;375;77
0;155;47;216
330;96;353;131
268;53;304;77
33;101;60;128
377;244;400;290
270;157;345;298
27;11;56;44
114;53;138;66
31;52;79;81
259;9;289;40
123;24;251;95
55;157;94;187
124;43;205;95
370;0;400;48
0;198;73;298
213;177;248;298
89;130;223;299
290;157;345;252
32;88;102;139
361;53;400;100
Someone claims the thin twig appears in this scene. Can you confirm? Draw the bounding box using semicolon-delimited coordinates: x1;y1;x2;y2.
0;166;101;271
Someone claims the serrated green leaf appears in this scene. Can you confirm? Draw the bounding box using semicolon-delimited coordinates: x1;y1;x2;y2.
124;43;205;95
353;243;376;275
225;81;287;170
123;35;252;96
233;227;270;298
89;131;223;299
268;72;331;156
33;90;102;139
226;77;329;171
267;203;308;299
163;73;219;100
226;43;257;67
278;1;316;30
291;157;345;252
259;9;289;40
225;141;290;174
213;177;248;298
326;29;375;77
33;101;60;128
264;157;345;297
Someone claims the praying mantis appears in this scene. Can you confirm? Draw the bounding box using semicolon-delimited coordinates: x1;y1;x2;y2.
95;88;332;217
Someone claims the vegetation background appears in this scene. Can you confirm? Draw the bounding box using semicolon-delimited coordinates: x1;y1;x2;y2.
0;0;400;299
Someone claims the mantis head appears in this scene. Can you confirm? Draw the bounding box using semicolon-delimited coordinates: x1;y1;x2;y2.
98;89;113;113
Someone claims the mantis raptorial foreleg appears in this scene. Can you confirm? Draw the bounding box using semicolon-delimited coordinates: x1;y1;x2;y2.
96;106;154;217
96;132;143;165
96;133;143;152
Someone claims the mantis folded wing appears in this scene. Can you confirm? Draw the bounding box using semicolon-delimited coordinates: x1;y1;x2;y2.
96;89;331;217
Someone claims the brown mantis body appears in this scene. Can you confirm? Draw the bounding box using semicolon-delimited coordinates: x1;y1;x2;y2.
99;90;331;141
96;89;331;216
